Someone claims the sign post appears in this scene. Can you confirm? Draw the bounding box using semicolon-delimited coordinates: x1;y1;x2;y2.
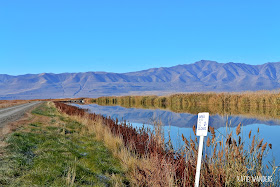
194;112;209;187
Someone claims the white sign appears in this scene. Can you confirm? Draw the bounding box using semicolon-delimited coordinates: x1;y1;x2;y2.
195;112;209;187
196;112;209;136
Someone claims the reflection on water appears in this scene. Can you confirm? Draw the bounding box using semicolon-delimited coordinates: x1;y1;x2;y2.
74;104;280;166
76;104;280;128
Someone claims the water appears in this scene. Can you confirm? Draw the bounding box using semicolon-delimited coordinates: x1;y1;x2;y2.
74;104;280;167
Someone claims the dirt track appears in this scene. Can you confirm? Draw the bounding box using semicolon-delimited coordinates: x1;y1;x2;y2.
0;102;41;128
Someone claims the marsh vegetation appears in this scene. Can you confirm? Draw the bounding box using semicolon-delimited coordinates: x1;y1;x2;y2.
88;92;280;120
56;102;279;186
1;96;279;186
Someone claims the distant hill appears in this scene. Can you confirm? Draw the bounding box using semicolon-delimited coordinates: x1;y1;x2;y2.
1;60;280;99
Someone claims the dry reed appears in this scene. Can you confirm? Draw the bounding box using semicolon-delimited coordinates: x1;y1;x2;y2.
54;102;277;186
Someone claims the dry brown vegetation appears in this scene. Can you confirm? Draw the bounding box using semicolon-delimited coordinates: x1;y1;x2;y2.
0;97;87;110
87;91;280;120
0;100;30;109
55;102;278;186
0;98;85;109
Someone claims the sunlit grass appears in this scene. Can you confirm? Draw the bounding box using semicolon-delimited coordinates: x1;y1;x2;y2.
0;102;127;186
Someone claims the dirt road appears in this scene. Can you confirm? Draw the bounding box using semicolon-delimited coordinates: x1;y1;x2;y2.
0;102;41;128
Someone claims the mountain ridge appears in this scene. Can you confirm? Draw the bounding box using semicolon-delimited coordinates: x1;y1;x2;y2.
1;60;280;99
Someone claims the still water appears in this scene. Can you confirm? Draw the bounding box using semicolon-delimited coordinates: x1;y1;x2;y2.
73;104;280;166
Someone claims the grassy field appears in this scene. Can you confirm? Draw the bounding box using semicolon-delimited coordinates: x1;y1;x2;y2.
0;102;128;186
87;91;280;120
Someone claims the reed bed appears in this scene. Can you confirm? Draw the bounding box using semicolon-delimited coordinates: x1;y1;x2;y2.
54;102;278;186
87;91;280;120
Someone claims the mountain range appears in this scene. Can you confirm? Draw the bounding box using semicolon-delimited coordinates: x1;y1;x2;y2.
1;60;280;99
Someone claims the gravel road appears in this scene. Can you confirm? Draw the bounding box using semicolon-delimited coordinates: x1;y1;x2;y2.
0;101;42;128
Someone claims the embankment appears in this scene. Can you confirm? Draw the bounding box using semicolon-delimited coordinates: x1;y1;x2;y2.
55;102;277;186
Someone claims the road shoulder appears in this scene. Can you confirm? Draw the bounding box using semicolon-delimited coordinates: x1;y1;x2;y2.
0;102;41;140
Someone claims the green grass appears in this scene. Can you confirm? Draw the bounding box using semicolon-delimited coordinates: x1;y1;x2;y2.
31;103;57;117
0;102;128;186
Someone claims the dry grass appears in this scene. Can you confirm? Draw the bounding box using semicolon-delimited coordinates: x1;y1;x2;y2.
70;113;182;186
88;91;280;120
55;102;186;186
55;102;279;186
0;100;30;109
0;103;41;139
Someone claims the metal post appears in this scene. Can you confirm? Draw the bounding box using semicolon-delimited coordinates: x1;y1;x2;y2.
195;135;204;187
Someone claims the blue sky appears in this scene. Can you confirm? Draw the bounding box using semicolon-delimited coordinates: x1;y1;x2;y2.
0;0;279;75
